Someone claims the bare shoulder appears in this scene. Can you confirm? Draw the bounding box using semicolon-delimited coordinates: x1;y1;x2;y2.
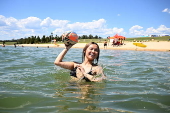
73;62;81;68
93;65;103;70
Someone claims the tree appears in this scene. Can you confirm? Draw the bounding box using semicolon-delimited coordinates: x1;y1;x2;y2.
18;38;23;44
41;35;46;43
23;38;27;44
81;35;88;39
37;36;41;43
58;36;62;42
89;34;93;39
31;36;35;44
15;33;104;44
46;37;50;43
27;37;31;44
94;35;98;39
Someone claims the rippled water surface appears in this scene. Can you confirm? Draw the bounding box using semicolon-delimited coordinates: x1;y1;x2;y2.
0;46;170;113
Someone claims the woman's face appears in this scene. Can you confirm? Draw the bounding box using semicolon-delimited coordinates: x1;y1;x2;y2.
85;44;99;61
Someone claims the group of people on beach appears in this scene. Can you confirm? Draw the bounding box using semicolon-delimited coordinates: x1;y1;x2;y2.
103;38;124;49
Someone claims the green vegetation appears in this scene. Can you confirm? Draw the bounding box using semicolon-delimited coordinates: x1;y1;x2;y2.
78;36;170;43
125;36;170;42
0;41;17;45
1;36;170;45
78;39;105;43
0;34;103;45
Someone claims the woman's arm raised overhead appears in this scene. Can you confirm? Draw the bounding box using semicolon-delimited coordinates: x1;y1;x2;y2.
54;44;75;70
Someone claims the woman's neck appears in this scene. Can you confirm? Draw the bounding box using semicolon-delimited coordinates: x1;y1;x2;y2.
82;59;93;66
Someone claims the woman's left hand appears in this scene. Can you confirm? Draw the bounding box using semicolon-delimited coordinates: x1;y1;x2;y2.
77;65;85;74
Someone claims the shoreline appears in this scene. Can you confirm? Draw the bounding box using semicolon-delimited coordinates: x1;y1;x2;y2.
1;41;170;52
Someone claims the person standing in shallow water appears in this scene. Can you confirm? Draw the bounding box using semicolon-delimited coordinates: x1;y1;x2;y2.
14;44;16;48
104;40;107;49
54;42;106;82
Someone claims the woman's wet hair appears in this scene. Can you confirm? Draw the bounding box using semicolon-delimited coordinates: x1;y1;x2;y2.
82;42;100;65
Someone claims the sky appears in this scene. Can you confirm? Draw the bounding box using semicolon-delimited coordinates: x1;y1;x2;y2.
0;0;170;40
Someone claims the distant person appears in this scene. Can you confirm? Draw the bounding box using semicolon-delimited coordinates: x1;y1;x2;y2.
54;42;106;82
120;39;123;45
112;39;115;46
104;40;107;49
114;38;118;45
14;44;16;48
2;41;5;46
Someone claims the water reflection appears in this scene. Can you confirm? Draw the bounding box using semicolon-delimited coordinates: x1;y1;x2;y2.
1;46;170;113
54;78;107;112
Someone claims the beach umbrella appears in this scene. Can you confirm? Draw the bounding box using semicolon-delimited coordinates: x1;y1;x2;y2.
108;36;115;43
109;37;115;39
108;34;126;43
114;34;126;40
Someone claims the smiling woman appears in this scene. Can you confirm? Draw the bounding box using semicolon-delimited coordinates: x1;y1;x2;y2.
54;42;106;82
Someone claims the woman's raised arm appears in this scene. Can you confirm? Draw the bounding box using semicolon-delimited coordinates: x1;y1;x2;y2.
54;45;75;70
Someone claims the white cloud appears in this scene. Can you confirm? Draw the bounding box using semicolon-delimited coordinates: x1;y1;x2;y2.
117;14;120;16
129;25;144;35
129;25;143;31
67;19;106;30
54;19;108;36
52;19;69;28
20;17;42;29
146;25;170;34
112;27;124;34
129;25;170;36
0;15;126;39
157;25;170;32
65;19;125;37
162;8;170;13
0;15;7;26
40;17;52;27
145;27;158;34
40;17;69;28
0;16;7;26
0;16;43;39
0;15;170;40
0;20;7;26
0;15;20;30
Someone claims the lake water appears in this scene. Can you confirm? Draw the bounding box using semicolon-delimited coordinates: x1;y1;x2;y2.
0;46;170;113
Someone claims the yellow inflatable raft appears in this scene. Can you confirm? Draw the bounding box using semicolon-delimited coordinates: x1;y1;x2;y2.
133;43;147;47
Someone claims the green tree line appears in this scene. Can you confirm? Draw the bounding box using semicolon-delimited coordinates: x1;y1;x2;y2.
17;34;102;44
17;35;61;44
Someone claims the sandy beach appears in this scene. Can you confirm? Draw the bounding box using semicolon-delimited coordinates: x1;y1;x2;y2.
2;41;170;52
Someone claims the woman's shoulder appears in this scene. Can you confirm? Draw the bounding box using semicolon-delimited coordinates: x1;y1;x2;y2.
73;62;81;64
73;62;81;68
92;64;103;70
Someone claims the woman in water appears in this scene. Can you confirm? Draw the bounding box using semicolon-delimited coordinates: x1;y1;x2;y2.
54;42;106;82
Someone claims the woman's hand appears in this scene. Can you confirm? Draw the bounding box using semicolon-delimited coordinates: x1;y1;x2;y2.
65;44;74;50
76;65;86;74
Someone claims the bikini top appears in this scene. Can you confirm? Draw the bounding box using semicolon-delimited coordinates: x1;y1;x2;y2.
70;67;93;82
